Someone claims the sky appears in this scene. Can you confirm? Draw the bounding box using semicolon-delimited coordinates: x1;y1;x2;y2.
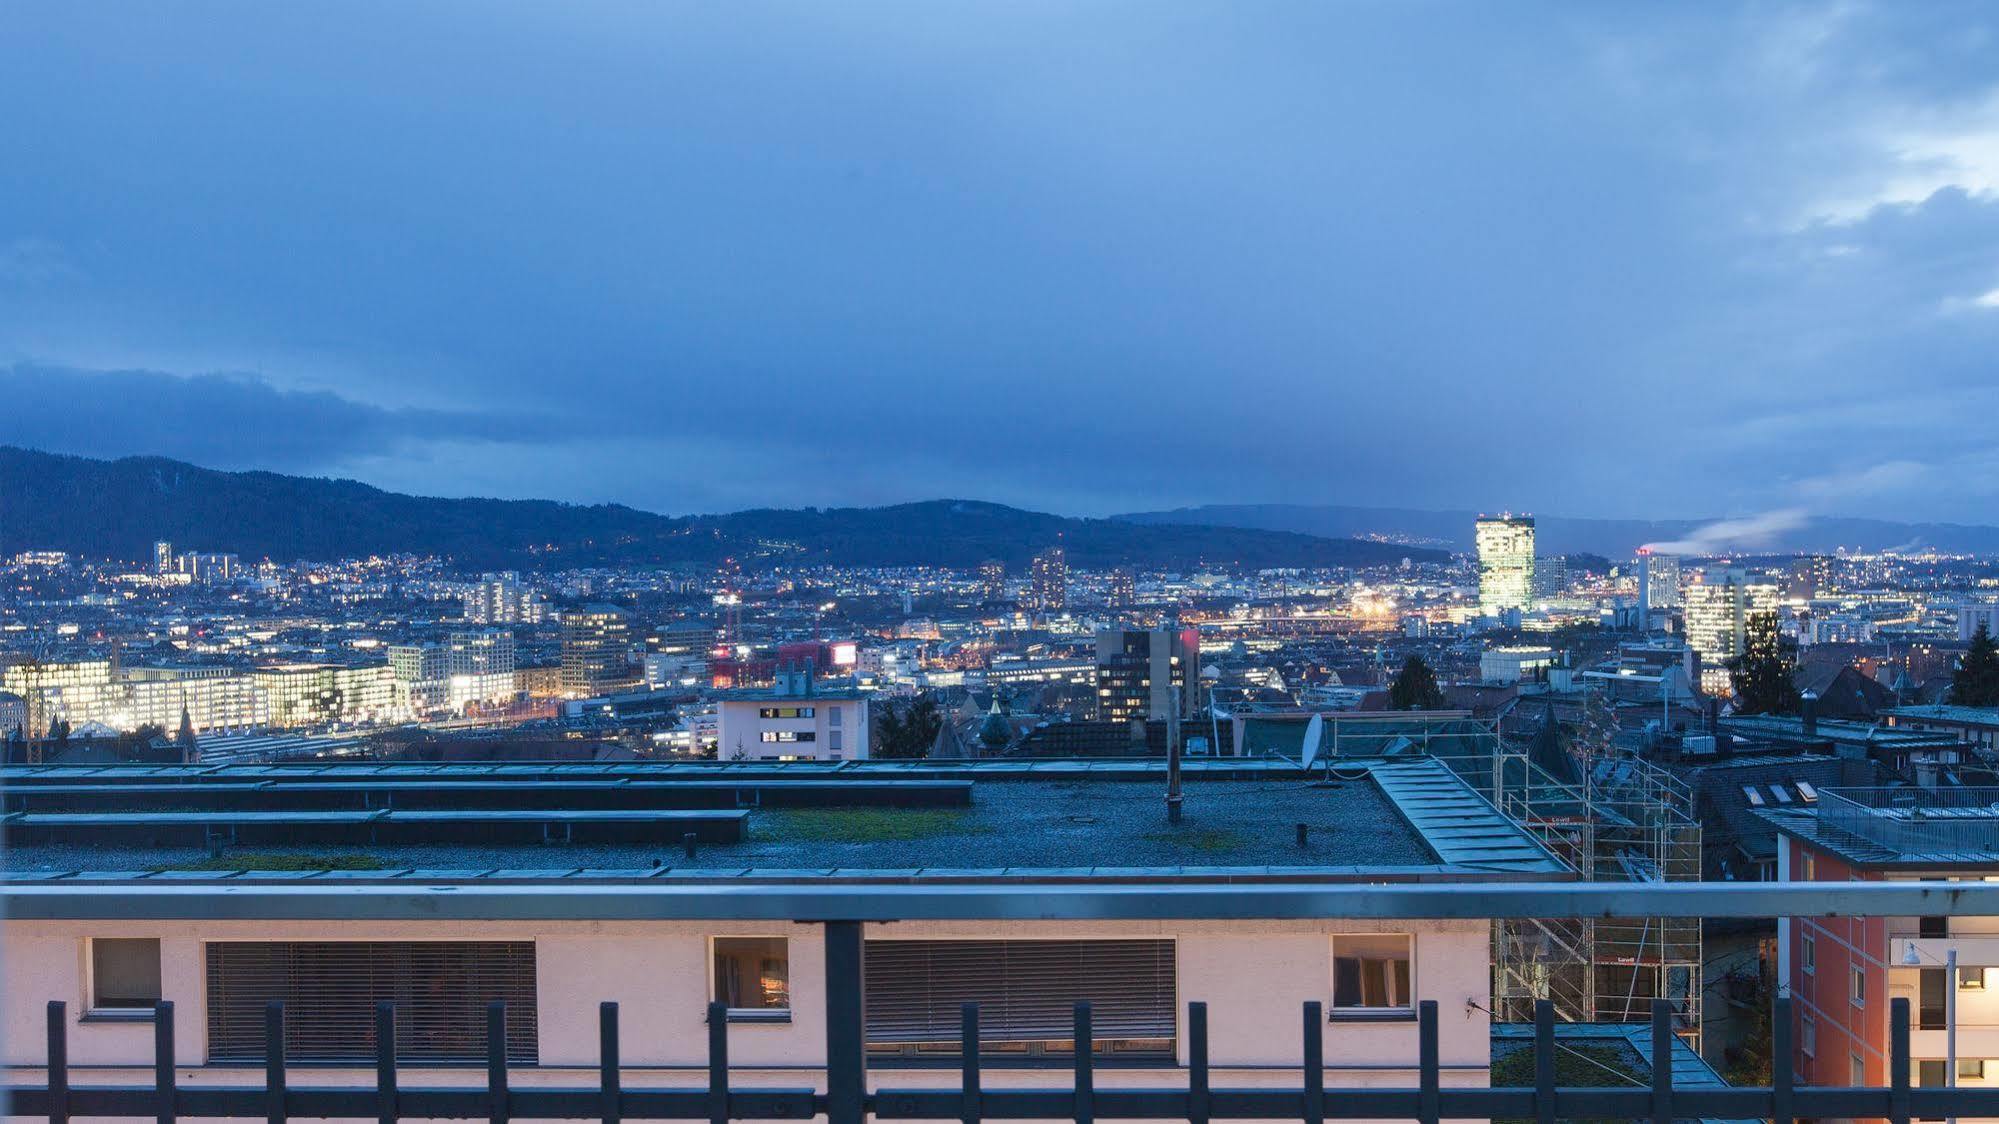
4;2;1999;523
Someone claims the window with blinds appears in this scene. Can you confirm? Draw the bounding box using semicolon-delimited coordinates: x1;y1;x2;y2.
864;939;1175;1058
206;942;538;1065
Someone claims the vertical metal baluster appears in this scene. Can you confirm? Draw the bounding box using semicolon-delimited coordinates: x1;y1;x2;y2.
1419;1000;1439;1124
1650;1001;1672;1124
488;1000;510;1124
824;921;867;1124
1302;1002;1322;1124
1189;1002;1210;1124
154;999;176;1124
46;1001;68;1124
1892;996;1911;1124
375;1002;398;1124
960;1003;982;1124
708;1001;730;1124
1772;995;1793;1124
265;1001;286;1124
1074;1002;1094;1124
1534;1000;1554;1124
600;1002;622;1124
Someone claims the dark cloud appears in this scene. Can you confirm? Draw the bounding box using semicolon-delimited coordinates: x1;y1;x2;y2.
0;363;561;471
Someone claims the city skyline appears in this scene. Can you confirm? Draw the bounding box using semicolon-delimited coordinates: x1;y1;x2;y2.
5;3;1999;521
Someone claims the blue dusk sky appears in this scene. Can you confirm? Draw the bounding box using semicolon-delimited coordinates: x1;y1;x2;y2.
4;2;1999;521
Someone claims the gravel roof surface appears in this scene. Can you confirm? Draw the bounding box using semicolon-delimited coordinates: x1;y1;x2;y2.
2;777;1439;874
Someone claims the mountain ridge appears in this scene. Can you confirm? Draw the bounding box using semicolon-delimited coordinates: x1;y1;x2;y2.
0;448;1443;570
1114;502;1999;557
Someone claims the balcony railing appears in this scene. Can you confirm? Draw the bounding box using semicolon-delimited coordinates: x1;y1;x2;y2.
3;983;1995;1121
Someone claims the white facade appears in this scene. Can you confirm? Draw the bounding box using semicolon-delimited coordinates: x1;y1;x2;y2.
715;694;869;761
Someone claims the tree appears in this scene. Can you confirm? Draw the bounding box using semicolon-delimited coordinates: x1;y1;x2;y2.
1387;655;1446;711
1727;611;1800;715
875;694;943;760
1954;622;1999;708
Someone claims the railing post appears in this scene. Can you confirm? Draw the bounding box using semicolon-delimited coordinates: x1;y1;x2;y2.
488;1000;510;1124
1418;1000;1439;1124
154;999;176;1124
1302;1002;1323;1124
265;1001;286;1124
823;920;867;1124
1533;1000;1554;1124
1892;996;1911;1124
1772;995;1793;1124
600;1001;621;1124
960;1002;982;1124
375;1002;398;1124
46;1000;68;1124
1073;1002;1094;1124
708;1000;730;1124
1188;1001;1210;1124
1649;1000;1673;1124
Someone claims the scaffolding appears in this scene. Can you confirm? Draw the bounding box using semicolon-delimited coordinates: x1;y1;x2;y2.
1415;695;1705;1047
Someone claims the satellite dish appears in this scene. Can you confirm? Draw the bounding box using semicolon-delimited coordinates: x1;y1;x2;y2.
1300;714;1326;770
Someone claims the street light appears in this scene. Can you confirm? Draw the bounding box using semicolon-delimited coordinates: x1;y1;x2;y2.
1905;940;1961;1124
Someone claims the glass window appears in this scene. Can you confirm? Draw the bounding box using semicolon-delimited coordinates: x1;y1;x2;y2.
1921;1060;1947;1088
828;706;842;727
1852;965;1867;1006
1332;934;1412;1013
1853;1054;1866;1086
1962;1060;1987;1080
91;938;162;1012
714;937;790;1018
1802;933;1816;974
1966;968;1989;990
1801;1014;1816;1057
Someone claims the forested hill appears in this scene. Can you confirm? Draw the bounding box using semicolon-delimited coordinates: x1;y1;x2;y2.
0;447;1446;570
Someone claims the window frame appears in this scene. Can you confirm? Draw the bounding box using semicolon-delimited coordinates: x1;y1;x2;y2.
1328;932;1416;1021
1801;932;1816;975
709;935;793;1024
85;937;163;1020
1852;964;1867;1007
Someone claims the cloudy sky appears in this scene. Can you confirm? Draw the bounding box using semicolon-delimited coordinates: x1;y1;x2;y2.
4;2;1999;521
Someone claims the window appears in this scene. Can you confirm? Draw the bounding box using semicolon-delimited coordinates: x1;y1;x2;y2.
1922;968;1946;1029
1743;786;1766;807
827;706;842;727
758;707;815;719
90;938;162;1014
206;941;537;1064
829;729;842;752
1922;915;1949;938
713;937;790;1020
1963;1060;1988;1081
1797;780;1819;803
1333;934;1413;1015
1802;850;1817;880
1802;933;1816;974
1922;1059;1947;1087
863;939;1174;1059
1769;784;1793;804
759;730;815;743
1853;1054;1866;1086
1801;1014;1817;1057
1852;965;1867;1006
1965;968;1989;990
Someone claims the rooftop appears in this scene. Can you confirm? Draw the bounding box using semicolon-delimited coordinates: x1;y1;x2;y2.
0;757;1570;884
1764;786;1999;868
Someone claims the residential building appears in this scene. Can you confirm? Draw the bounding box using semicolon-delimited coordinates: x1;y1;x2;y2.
465;574;549;625
152;541;173;575
1957;599;1999;642
712;665;869;761
1094;627;1200;723
1475;515;1535;615
1883;704;1999;755
1770;786;1999;1095
1107;566;1137;609
249;662;395;728
1636;550;1681;612
1026;547;1067;614
561;606;639;698
389;630;517;718
978;559;1005;602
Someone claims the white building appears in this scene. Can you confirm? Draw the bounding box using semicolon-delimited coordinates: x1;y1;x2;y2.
1479;645;1555;685
714;668;870;761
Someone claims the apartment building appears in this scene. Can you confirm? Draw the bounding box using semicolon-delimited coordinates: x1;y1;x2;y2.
713;665;869;761
0;757;1564;1104
1770;786;1999;1098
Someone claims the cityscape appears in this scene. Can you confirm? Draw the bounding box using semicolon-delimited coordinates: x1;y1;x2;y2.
8;3;1999;1123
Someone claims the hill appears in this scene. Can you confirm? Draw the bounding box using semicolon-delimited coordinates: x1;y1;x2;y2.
0;448;1444;570
1114;502;1999;557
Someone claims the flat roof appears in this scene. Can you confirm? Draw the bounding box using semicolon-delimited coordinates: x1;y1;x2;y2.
0;758;1570;883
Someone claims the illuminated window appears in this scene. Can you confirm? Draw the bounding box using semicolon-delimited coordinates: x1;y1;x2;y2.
1332;934;1413;1014
1962;1060;1987;1080
713;937;790;1020
1964;968;1988;990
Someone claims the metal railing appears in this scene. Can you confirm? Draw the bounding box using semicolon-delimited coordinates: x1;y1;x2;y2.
1821;786;1999;861
7;989;1999;1123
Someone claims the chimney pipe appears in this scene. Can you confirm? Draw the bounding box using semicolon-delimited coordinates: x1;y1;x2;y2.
683;832;698;859
1801;691;1819;737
